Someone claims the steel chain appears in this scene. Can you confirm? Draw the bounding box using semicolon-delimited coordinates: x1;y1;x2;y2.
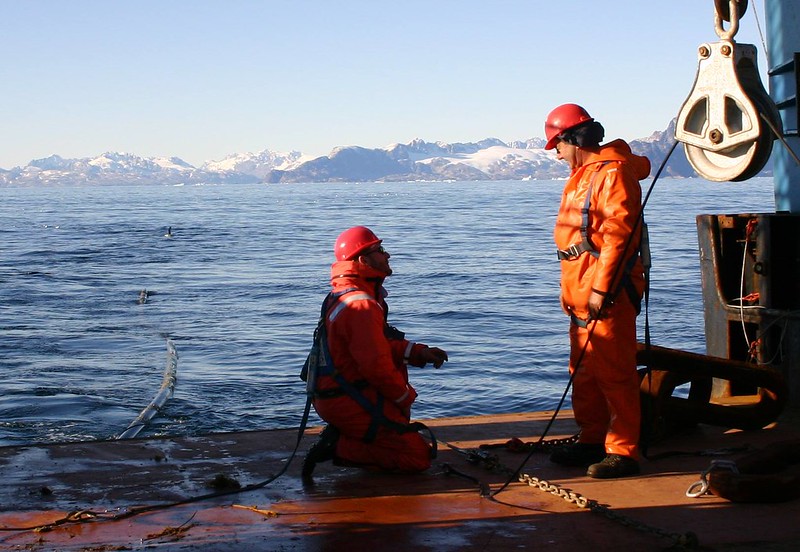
453;445;699;549
518;472;698;548
491;433;579;453
526;433;579;451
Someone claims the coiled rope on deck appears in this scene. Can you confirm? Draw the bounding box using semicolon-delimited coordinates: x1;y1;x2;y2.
117;338;178;439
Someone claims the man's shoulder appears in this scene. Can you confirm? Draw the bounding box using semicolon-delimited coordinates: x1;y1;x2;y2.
327;290;380;322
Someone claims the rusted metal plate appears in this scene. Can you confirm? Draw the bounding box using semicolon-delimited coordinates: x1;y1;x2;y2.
1;411;799;551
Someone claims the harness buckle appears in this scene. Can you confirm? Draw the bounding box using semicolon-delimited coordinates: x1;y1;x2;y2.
556;242;589;261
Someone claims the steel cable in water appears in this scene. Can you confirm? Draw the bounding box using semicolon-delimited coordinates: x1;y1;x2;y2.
117;338;178;439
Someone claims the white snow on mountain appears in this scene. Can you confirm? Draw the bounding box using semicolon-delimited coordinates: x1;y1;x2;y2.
0;120;697;185
152;157;195;171
415;144;555;173
202;150;309;178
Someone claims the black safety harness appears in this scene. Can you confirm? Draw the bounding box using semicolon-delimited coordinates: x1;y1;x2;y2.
300;288;437;458
555;161;650;327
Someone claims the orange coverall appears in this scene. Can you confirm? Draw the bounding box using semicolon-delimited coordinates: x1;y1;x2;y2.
312;260;433;472
554;139;651;460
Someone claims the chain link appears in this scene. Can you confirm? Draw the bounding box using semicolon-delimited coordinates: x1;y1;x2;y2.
447;443;699;549
479;433;579;454
518;472;699;548
686;459;739;498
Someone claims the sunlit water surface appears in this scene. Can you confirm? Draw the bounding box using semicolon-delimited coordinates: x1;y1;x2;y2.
0;178;775;445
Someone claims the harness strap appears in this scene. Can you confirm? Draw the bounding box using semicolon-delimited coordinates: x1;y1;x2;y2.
556;163;608;261
314;379;368;399
557;161;649;316
328;292;373;322
611;216;650;316
316;290;438;458
570;313;589;328
618;245;644;316
322;350;437;457
556;239;597;261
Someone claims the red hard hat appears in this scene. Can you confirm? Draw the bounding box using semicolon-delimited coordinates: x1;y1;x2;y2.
334;226;382;261
544;103;594;150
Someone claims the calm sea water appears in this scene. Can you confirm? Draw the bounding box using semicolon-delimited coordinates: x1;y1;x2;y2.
0;178;776;446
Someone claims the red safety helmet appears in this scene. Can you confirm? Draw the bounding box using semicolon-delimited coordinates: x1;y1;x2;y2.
334;226;382;261
544;103;594;150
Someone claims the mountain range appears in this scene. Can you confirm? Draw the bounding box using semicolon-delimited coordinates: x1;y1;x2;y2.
0;120;770;186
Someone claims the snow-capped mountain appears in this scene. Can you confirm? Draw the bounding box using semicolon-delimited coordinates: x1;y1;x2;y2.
1;152;261;186
264;137;569;183
0;120;769;186
201;150;308;178
628;118;698;178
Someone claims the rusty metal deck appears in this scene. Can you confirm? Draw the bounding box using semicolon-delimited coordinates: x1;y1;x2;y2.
1;410;799;551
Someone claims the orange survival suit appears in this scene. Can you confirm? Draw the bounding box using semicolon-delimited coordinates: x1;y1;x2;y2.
554;139;650;460
311;259;434;472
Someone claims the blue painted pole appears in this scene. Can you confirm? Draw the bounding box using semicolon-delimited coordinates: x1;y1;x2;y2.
766;0;800;212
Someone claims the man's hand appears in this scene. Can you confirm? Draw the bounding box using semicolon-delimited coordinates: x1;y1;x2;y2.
588;291;605;320
422;347;448;368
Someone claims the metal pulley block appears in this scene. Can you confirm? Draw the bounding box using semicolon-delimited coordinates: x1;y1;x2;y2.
674;0;782;182
676;41;780;182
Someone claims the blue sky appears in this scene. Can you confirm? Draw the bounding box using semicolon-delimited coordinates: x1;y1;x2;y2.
0;1;770;169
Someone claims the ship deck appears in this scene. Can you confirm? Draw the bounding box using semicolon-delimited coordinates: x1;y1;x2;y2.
1;409;799;551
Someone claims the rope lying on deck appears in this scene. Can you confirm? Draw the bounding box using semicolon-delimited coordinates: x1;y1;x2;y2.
117;338;178;440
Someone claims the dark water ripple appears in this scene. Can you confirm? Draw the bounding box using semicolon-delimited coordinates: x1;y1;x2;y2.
0;178;775;445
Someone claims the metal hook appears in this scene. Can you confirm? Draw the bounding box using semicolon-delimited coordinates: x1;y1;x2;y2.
686;459;739;498
714;0;741;40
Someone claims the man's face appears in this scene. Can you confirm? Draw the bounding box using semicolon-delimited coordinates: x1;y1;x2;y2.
359;244;392;276
554;140;580;170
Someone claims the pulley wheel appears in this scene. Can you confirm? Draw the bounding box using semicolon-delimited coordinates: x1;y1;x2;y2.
684;41;780;182
685;92;775;183
684;140;759;182
728;80;777;181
